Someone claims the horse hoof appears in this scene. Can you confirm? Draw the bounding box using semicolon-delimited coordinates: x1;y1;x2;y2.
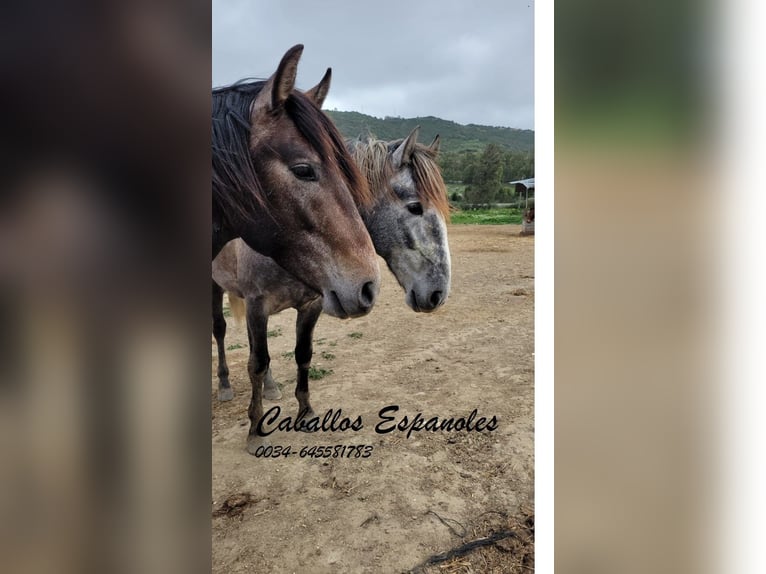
218;387;234;402
246;435;270;455
263;386;282;401
296;411;317;432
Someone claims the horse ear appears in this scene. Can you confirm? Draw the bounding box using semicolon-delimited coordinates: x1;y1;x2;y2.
305;68;332;108
392;125;420;167
252;44;303;115
270;44;303;108
429;134;441;154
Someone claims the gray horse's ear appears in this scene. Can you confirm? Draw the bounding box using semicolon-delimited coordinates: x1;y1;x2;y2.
305;68;332;108
252;44;303;115
392;125;420;167
429;134;441;154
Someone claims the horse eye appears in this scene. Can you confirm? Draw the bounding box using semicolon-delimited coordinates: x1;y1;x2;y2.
407;202;423;216
290;164;317;181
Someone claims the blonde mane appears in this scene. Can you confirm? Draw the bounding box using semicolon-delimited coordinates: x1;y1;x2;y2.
350;137;451;222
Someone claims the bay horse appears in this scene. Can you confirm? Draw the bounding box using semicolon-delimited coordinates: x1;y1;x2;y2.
213;44;380;318
212;127;452;453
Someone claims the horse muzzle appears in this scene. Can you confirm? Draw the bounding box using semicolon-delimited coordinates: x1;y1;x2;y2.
407;288;447;313
323;279;379;319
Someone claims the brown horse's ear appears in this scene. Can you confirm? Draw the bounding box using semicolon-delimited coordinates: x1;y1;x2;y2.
252;44;303;115
392;126;420;167
429;134;441;154
270;44;303;108
305;68;332;108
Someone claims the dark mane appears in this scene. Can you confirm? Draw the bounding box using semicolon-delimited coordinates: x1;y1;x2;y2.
212;80;266;229
212;80;372;229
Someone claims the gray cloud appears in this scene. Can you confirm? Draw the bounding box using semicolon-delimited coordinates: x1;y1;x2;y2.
213;0;534;129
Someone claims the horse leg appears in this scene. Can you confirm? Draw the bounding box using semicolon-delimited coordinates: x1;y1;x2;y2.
212;280;233;402
263;365;282;400
252;316;280;400
245;297;271;454
295;299;323;429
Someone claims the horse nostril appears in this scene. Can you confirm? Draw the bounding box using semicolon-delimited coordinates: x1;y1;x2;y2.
359;281;376;308
429;291;443;308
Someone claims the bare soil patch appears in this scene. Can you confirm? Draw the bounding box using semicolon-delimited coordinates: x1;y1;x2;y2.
212;224;534;573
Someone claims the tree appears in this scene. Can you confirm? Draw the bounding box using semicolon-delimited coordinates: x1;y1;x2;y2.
437;151;462;182
465;144;504;203
502;150;535;182
456;151;476;186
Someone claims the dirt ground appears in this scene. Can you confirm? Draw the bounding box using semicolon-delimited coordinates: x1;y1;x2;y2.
212;224;534;573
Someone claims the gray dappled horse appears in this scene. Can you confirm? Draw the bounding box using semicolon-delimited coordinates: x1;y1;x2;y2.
213;127;451;454
212;44;380;318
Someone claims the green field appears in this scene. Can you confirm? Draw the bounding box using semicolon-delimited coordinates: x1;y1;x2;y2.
450;208;523;225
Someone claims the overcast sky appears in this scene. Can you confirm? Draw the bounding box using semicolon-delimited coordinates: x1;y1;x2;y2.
212;0;534;130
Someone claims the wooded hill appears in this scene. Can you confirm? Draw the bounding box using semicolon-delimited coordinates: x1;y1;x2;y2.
326;110;534;154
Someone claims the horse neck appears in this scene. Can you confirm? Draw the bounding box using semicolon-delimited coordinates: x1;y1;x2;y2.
212;203;234;259
212;196;281;261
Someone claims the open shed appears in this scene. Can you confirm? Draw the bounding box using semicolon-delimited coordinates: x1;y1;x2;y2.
508;178;535;235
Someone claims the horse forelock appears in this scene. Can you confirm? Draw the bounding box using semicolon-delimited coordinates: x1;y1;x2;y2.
284;93;373;209
410;145;451;222
351;138;451;222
